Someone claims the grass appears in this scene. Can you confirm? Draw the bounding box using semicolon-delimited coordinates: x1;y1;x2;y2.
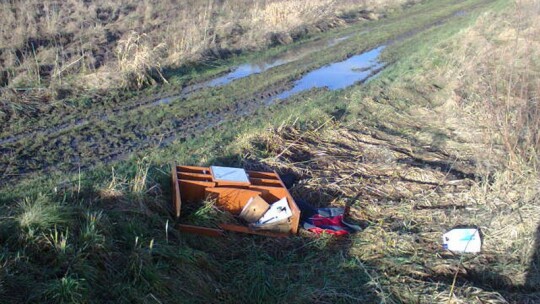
2;0;539;302
0;0;492;183
0;0;411;97
42;276;87;304
16;194;65;231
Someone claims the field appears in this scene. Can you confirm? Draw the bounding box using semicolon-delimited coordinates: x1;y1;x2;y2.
0;0;415;94
0;0;489;183
1;0;539;303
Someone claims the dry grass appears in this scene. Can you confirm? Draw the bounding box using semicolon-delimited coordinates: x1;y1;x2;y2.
115;32;168;89
442;0;540;168
239;118;539;303
232;1;540;302
0;0;411;95
251;0;337;32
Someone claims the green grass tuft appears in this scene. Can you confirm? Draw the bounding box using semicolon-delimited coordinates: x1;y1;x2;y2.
42;276;87;304
16;194;66;232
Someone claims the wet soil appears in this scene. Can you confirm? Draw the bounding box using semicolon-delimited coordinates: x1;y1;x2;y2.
0;1;489;185
0;33;355;147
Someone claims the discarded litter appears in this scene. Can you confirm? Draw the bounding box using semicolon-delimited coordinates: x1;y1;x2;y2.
250;197;293;233
172;165;300;237
239;196;270;223
442;228;482;253
297;200;362;236
255;197;292;225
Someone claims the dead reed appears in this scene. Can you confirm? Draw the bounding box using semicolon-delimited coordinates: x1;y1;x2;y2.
0;0;411;95
233;2;540;301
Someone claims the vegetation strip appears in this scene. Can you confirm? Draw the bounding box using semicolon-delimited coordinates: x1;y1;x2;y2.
1;0;491;184
3;0;540;302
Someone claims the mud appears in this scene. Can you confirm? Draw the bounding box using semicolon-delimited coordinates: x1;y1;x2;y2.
0;3;486;184
0;83;294;183
0;33;355;147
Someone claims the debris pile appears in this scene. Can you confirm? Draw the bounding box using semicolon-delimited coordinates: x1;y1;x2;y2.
172;165;300;237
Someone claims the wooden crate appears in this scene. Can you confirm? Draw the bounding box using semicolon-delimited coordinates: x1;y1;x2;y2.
172;164;300;237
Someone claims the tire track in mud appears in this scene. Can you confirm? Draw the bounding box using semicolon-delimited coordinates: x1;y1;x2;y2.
0;33;356;147
0;1;491;184
0;0;481;147
0;88;189;146
0;84;293;182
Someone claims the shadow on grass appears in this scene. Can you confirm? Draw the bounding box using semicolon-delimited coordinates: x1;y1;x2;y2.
180;232;377;303
451;223;540;303
526;225;540;285
523;224;540;301
167;155;380;303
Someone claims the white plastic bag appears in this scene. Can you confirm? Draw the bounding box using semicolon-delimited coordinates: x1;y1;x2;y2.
442;228;482;253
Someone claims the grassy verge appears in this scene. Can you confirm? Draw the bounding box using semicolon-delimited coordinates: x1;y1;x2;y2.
3;0;539;303
1;0;493;183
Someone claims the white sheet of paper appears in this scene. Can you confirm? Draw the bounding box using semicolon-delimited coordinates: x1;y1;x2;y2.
256;197;292;225
210;166;250;183
443;228;481;253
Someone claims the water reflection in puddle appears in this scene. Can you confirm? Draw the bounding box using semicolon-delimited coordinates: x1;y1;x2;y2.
271;45;386;102
151;35;354;106
201;35;354;88
205;59;287;87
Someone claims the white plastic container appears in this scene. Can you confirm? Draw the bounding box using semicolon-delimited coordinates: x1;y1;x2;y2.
442;228;482;253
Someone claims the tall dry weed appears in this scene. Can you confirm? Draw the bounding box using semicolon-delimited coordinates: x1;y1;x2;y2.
251;0;337;32
454;0;540;169
116;32;167;89
0;0;405;93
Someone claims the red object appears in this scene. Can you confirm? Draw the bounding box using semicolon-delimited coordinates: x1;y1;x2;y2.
307;227;349;236
311;214;345;227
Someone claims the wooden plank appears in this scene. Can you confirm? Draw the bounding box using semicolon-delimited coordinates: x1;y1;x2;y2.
178;172;213;181
249;177;283;187
219;224;288;238
177;224;224;237
205;188;263;214
248;185;287;203
179;180;216;203
177;165;210;174
246;171;279;179
172;164;182;218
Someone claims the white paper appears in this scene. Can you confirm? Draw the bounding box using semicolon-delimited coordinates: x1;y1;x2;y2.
210;166;250;183
255;197;292;225
443;228;481;253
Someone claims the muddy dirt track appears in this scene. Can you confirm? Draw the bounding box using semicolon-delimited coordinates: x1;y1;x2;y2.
0;0;490;184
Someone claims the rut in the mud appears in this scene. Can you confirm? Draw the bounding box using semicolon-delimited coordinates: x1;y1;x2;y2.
0;1;488;184
0;33;355;147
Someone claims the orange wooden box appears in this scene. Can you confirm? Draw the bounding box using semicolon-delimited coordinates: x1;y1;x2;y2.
171;165;301;237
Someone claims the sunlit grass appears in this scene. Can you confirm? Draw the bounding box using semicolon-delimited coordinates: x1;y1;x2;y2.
2;0;536;303
17;194;65;231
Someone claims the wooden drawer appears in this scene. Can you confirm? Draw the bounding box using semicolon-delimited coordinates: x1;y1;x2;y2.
171;164;300;237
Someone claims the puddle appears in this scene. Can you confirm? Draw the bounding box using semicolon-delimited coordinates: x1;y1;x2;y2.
188;35;354;90
205;35;353;88
265;8;470;103
150;35;354;107
152;96;178;106
270;46;386;102
327;35;352;47
204;59;288;87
